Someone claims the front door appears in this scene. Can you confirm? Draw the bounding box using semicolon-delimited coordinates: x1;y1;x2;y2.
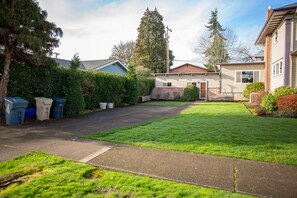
199;81;207;100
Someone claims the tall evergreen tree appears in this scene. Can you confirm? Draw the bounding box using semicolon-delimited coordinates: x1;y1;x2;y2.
0;0;62;113
204;9;229;71
134;8;166;75
70;53;81;70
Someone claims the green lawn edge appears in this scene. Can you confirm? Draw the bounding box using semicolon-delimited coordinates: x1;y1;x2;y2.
0;151;254;197
85;102;297;166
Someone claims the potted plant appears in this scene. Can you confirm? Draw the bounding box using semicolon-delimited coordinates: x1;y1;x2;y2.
99;102;107;109
107;102;114;109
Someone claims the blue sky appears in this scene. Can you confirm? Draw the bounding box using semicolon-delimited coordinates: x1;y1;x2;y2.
38;0;297;62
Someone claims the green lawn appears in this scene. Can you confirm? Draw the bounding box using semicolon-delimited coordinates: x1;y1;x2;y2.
0;152;253;198
143;101;191;106
86;102;297;166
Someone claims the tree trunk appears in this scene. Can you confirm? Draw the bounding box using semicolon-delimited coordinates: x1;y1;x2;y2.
0;47;12;115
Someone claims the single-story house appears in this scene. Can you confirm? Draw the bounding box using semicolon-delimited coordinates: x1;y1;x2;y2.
55;58;128;75
219;62;265;100
152;72;220;100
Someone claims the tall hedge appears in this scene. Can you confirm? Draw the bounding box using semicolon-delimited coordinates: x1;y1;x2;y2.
3;58;154;116
138;76;154;96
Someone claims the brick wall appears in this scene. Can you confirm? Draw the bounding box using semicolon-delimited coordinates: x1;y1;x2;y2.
250;91;266;105
151;88;184;100
208;88;220;96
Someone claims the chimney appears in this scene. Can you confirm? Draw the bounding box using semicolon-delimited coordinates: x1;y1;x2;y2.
266;5;272;20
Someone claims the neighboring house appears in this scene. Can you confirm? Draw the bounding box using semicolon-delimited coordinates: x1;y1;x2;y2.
219;62;265;100
255;3;297;91
153;72;220;100
152;3;297;102
81;59;127;75
54;58;127;75
169;62;208;73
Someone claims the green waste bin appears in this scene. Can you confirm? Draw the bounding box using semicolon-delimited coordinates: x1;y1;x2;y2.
5;97;29;125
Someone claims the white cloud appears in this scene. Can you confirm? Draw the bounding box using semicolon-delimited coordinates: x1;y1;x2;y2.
37;0;262;63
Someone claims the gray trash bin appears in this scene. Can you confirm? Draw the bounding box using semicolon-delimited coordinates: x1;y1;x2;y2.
5;97;29;125
35;97;53;121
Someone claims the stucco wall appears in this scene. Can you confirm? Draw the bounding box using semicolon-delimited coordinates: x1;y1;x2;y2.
220;64;265;100
271;21;285;91
155;74;220;88
170;64;208;73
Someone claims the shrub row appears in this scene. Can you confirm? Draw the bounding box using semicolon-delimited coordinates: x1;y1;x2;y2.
5;59;154;116
261;86;297;113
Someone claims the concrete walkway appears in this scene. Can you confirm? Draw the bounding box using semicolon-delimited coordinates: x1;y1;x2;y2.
1;103;297;197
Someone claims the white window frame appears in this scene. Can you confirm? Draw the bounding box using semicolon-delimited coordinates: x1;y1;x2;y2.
272;59;283;76
274;30;278;44
235;70;261;84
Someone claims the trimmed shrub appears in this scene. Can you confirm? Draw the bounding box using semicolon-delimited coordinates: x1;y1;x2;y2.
273;86;294;99
243;82;265;99
261;93;277;112
294;87;297;94
276;94;297;111
180;84;198;101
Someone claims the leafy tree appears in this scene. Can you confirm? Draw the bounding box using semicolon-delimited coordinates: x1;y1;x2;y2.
110;40;135;66
199;9;229;72
70;53;81;70
135;8;166;74
0;0;62;113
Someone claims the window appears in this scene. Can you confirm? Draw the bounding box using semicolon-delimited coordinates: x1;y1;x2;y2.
272;60;283;76
273;65;276;76
274;31;278;43
276;63;280;75
235;71;260;84
163;82;172;87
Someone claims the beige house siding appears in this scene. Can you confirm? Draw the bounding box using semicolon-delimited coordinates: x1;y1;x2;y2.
155;74;220;88
154;74;220;100
271;21;286;91
220;63;265;100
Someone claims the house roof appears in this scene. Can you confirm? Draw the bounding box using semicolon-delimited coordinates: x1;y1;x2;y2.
171;61;207;70
255;3;297;45
54;58;85;70
154;72;220;76
171;63;208;71
81;59;127;71
218;61;265;67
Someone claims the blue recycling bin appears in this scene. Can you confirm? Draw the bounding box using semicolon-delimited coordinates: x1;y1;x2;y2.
5;97;29;125
50;98;66;119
